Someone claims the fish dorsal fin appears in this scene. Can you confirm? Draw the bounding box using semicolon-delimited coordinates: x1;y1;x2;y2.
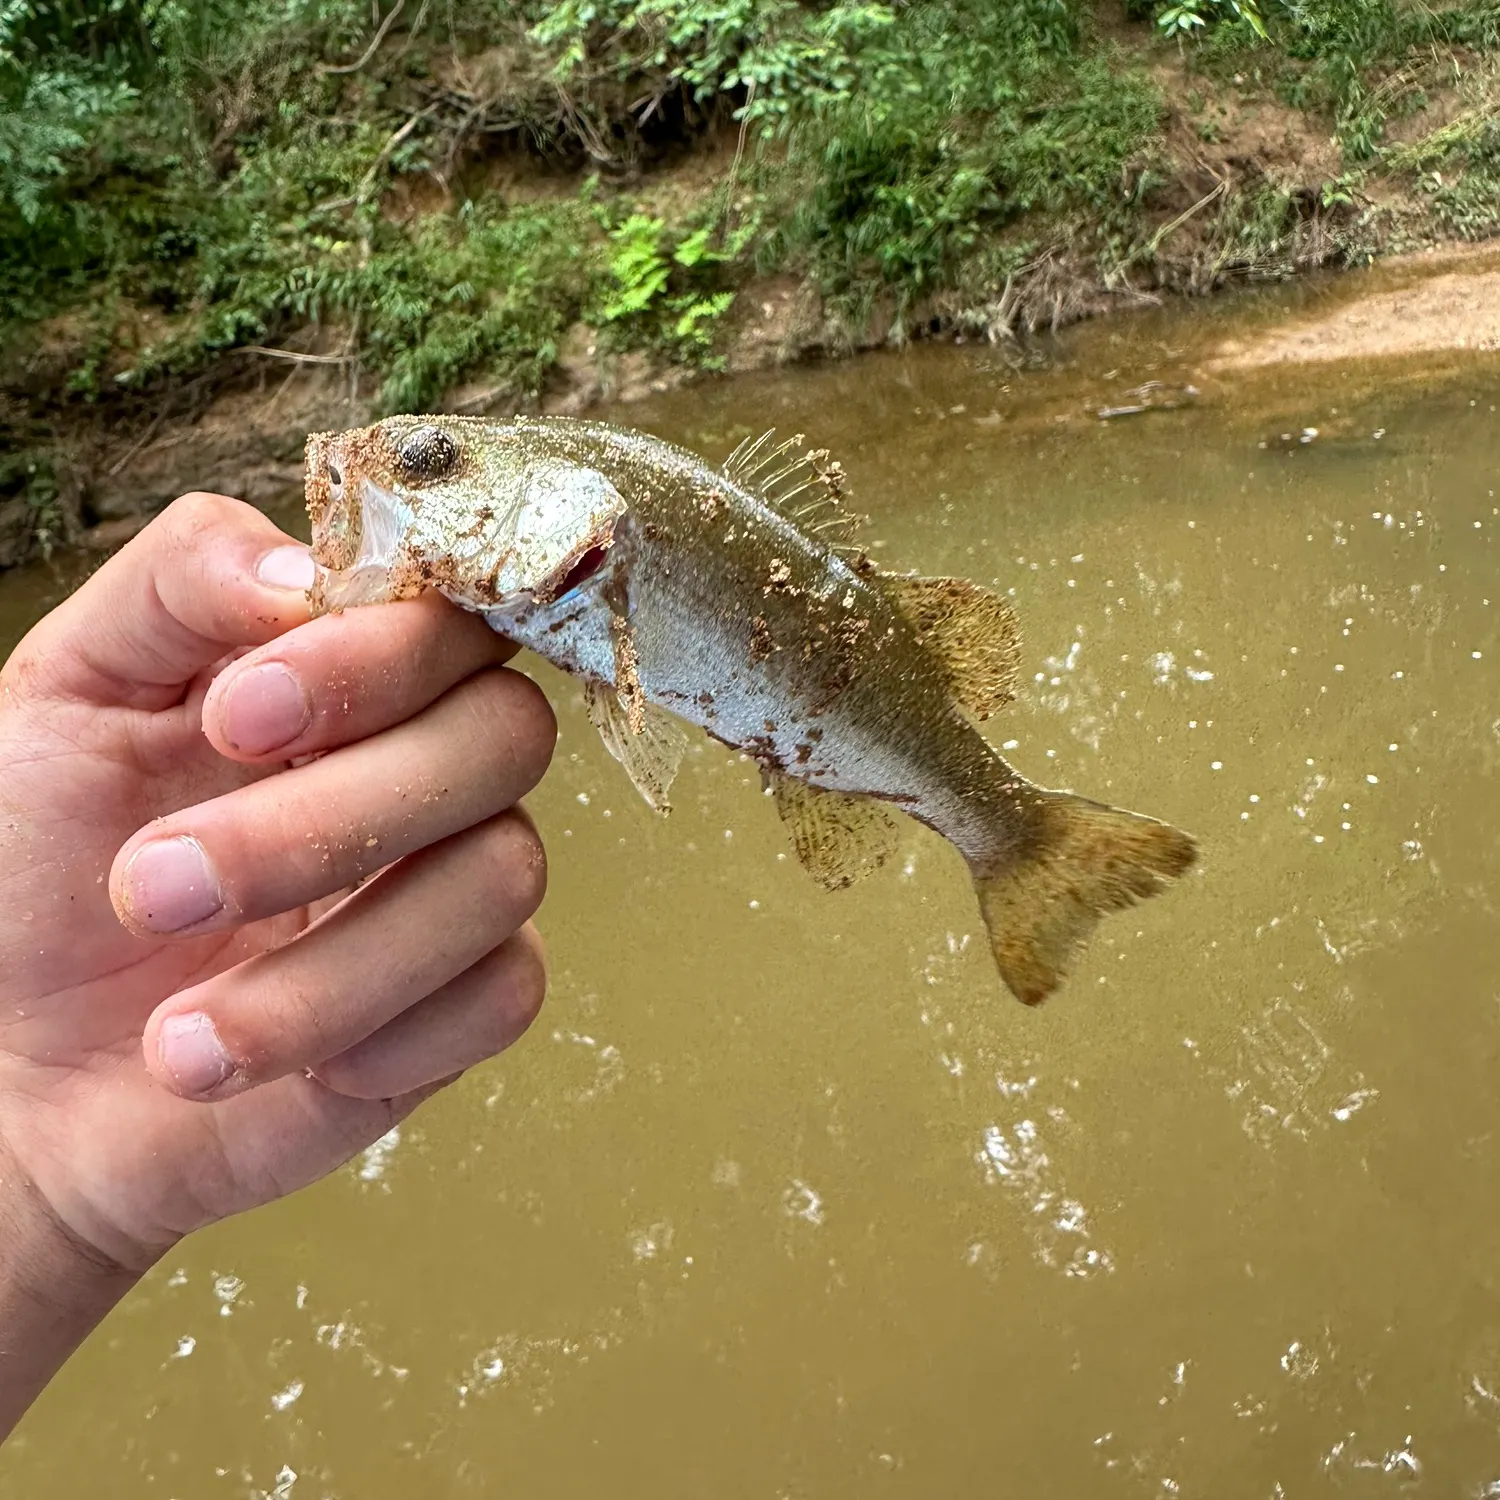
584;680;688;814
768;771;901;889
881;573;1022;721
722;429;862;546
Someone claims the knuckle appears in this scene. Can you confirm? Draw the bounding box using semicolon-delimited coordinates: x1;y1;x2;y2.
477;931;547;1051
310;1050;361;1096
462;669;557;788
505;669;559;750
0;640;43;697
236;981;328;1080
509;927;548;1021
166;490;247;537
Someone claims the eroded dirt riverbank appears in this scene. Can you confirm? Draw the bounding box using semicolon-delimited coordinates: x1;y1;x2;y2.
14;238;1500;566
1212;245;1500;368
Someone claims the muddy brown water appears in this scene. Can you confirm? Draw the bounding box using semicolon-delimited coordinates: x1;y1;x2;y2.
4;286;1500;1496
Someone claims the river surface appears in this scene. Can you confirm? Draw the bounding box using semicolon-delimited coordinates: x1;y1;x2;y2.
4;284;1500;1496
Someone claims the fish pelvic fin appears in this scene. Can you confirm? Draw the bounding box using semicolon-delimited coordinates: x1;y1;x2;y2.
973;791;1197;1005
584;680;688;814
882;574;1022;720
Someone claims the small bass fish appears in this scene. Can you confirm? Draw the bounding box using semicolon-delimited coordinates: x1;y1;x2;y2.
305;415;1197;1003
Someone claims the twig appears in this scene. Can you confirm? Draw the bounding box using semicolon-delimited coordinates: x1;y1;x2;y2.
238;346;355;365
256;364;303;420
717;79;756;248
1118;178;1229;275
1147;178;1228;252
355;107;431;205
392;0;430;63
106;403;170;477
322;0;406;75
345;312;362;413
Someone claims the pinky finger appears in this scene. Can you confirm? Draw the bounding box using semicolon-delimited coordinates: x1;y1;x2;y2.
311;924;547;1101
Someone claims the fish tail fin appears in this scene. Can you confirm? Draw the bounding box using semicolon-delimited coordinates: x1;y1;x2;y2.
972;790;1197;1005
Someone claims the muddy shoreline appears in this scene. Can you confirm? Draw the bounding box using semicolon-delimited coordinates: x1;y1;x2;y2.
14;236;1500;567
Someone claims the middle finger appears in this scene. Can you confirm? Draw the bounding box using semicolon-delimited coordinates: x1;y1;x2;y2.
111;666;555;937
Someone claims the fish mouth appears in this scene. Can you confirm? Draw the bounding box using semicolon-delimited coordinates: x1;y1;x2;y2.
309;477;416;614
312;457;627;618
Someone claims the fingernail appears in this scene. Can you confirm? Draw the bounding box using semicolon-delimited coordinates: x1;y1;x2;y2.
122;837;223;933
219;662;310;754
257;545;317;592
159;1012;237;1098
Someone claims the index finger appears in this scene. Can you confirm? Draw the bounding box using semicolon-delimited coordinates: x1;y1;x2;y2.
5;492;317;711
199;594;517;764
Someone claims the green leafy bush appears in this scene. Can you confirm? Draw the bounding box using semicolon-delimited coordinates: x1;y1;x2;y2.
597;213;744;362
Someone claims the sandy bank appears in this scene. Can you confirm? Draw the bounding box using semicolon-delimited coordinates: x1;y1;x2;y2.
1211;258;1500;370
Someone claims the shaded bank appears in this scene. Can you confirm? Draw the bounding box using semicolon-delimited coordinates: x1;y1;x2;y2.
28;241;1500;565
3;0;1499;564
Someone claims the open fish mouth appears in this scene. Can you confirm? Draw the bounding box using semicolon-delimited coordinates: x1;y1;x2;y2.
308;476;416;614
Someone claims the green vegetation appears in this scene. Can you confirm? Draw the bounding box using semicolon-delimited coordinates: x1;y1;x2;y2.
599;214;748;363
1;0;1497;557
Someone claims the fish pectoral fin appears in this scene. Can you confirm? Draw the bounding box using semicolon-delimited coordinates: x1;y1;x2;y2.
769;772;901;890
880;573;1022;720
584;680;688;815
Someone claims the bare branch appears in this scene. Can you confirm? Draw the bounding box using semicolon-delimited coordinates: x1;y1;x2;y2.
322;0;406;76
237;346;355;365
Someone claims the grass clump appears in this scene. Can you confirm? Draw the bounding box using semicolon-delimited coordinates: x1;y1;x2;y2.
1156;0;1500;161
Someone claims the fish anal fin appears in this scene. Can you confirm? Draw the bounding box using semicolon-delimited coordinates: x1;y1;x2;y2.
584;680;688;814
974;791;1197;1004
883;573;1022;720
769;772;901;889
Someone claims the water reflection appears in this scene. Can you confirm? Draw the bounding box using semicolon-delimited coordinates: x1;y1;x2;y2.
2;315;1499;1494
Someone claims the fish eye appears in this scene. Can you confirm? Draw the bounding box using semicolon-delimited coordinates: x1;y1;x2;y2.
396;424;461;483
326;458;344;498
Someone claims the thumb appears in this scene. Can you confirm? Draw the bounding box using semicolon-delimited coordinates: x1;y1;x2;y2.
7;493;319;710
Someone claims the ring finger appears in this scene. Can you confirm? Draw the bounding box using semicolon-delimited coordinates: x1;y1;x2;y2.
312;923;547;1100
142;809;547;1099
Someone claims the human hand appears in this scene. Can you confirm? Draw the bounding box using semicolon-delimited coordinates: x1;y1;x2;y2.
0;493;553;1304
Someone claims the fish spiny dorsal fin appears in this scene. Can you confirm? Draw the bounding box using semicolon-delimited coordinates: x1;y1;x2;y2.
723;429;863;545
881;573;1023;721
724;428;813;507
723;428;788;486
584;680;688;814
767;770;901;888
